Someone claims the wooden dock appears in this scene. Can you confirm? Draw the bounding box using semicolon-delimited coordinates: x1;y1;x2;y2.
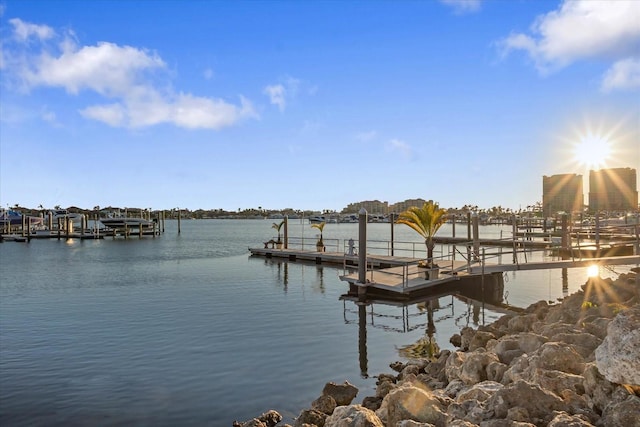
249;246;640;299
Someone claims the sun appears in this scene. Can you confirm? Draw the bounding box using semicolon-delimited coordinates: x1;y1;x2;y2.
586;264;600;278
573;135;611;168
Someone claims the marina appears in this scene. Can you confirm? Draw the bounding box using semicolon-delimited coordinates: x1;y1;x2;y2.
2;218;638;425
0;208;168;241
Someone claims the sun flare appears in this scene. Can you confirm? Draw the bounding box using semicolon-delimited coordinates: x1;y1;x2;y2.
573;135;611;168
586;265;600;278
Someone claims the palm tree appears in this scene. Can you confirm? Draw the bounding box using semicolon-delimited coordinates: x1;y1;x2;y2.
272;220;284;244
397;200;447;263
311;221;326;249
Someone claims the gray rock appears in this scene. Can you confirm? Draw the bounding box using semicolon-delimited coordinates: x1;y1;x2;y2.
507;314;538;333
537;342;586;375
312;395;337;415
447;420;479;427
380;383;446;427
324;405;384;427
458;350;500;385
506;406;530;422
361;396;383;411
486;362;508;383
445;351;466;383
485;379;567;422
549;332;601;359
532;369;585;396
461;327;476;351
600;395;640;427
397;421;436;427
447;399;485;425
516;333;547;354
295;409;327;427
322;381;359;406
456;381;504;403
469;331;496;351
595;305;640;386
239;419;268;427
376;379;396;398
444;379;466;398
450;333;462;348
582;363;616;413
238;410;283;427
547;412;595;427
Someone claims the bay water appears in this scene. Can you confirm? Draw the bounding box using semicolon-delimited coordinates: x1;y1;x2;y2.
0;219;612;425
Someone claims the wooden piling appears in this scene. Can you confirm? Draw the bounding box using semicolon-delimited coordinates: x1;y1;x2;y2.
358;208;367;285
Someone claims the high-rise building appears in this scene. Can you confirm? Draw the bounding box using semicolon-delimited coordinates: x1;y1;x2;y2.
542;174;584;216
588;167;638;212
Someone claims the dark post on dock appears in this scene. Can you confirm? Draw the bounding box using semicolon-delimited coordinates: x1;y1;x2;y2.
284;216;289;249
389;213;395;256
358;208;367;287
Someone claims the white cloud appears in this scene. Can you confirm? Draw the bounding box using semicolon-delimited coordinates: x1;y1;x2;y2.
499;0;640;91
439;0;482;14
263;75;303;112
601;57;640;92
9;18;54;42
387;138;415;160
27;41;165;96
263;84;286;111
80;103;126;126
81;91;257;129
2;19;257;130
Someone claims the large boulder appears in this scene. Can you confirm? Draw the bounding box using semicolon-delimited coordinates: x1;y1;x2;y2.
294;408;327;427
312;395;337;415
536;342;586;375
324;405;384;427
532;369;585;396
458;350;500;385
507;314;539;333
322;381;359;406
378;383;446;427
595;305;640;386
485;380;567;423
445;351;466;383
548;332;601;359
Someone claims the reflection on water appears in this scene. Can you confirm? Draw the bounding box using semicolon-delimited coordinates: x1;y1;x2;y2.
342;276;519;378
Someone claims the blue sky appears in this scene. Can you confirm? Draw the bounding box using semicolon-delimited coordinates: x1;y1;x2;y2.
1;0;638;212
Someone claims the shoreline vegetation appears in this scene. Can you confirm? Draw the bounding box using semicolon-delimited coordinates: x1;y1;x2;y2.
236;269;640;427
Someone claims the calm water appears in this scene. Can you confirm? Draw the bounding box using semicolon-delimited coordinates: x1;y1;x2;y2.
0;219;613;425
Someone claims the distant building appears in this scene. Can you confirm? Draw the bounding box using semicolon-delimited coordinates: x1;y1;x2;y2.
542;174;584;216
389;198;428;213
589;167;638;212
342;200;389;214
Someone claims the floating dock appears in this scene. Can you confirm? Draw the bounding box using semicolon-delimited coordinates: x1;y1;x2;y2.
249;245;640;301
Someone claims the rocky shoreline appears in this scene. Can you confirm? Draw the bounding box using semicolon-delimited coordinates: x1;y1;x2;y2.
235;269;640;427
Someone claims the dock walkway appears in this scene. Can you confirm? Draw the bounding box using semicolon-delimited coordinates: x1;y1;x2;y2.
249;246;640;297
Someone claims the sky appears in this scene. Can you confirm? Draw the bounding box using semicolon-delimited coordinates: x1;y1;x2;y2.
1;0;639;212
